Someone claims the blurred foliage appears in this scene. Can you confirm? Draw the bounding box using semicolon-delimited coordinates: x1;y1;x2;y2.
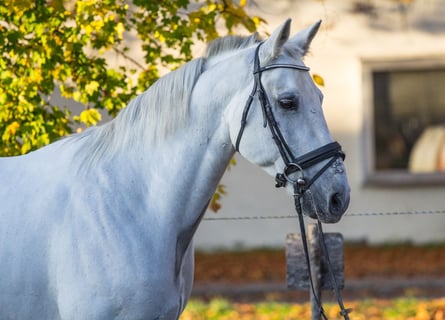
181;297;445;320
0;0;263;156
0;0;264;212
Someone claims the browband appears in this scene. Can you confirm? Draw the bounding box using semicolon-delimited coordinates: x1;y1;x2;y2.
254;64;310;74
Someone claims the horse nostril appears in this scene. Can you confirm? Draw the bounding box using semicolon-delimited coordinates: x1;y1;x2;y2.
330;193;342;214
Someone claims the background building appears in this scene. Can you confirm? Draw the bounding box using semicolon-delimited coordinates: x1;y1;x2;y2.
194;0;445;249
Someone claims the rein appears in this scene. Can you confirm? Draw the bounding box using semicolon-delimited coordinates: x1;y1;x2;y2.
236;43;351;320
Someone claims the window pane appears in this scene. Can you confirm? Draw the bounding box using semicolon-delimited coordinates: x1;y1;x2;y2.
373;69;445;172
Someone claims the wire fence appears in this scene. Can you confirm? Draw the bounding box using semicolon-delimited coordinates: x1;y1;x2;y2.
202;209;445;221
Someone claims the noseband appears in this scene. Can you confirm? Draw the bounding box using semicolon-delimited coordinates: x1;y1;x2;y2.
235;42;345;195
235;43;351;320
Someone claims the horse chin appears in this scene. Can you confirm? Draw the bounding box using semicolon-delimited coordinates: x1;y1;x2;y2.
315;212;343;224
282;176;349;224
300;193;344;224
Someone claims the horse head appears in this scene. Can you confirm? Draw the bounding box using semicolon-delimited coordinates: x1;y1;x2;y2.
226;19;350;223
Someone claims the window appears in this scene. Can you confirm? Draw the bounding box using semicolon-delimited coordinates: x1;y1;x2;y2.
362;57;445;185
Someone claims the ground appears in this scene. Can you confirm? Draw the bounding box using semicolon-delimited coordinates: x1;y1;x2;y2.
192;244;445;301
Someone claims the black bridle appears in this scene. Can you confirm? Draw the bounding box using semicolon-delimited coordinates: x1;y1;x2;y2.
235;42;351;320
235;43;345;193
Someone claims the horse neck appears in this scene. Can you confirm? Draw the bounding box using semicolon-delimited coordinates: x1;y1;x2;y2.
88;55;247;233
147;56;250;212
135;111;231;230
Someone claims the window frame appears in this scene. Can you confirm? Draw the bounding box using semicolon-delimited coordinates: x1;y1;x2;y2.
362;55;445;186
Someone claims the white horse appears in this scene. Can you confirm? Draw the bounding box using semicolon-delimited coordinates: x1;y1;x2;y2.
0;19;349;319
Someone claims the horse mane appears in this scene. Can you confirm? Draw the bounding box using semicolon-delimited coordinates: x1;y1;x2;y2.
68;34;258;169
205;34;258;58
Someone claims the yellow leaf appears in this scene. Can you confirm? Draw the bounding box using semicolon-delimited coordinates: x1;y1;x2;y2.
240;0;246;7
209;193;222;212
153;30;165;42
252;16;262;28
5;121;19;136
72;91;82;102
21;142;31;154
91;19;104;31
84;24;93;36
85;81;99;96
206;4;217;12
312;74;325;86
79;108;101;126
115;22;124;40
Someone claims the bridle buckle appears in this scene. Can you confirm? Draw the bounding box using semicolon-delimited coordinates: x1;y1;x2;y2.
275;163;308;193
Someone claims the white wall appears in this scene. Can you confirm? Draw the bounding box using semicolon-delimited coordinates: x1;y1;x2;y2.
194;0;445;249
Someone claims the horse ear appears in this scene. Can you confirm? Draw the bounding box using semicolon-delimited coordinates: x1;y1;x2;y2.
286;20;322;56
259;19;291;64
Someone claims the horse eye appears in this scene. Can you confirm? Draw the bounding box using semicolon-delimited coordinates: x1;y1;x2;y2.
278;97;298;110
